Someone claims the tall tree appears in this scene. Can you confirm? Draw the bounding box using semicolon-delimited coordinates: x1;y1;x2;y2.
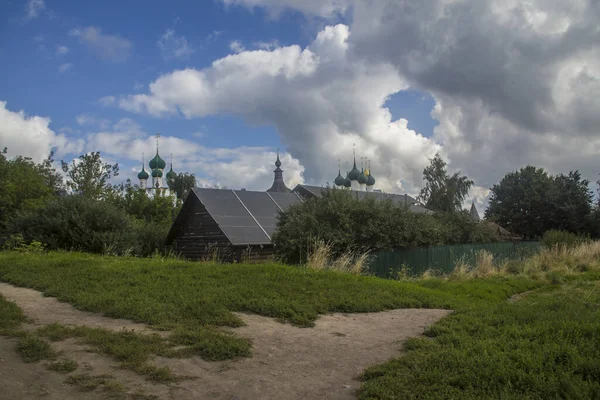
167;172;196;200
418;153;473;213
550;171;593;234
485;166;554;239
61;152;119;199
0;149;64;229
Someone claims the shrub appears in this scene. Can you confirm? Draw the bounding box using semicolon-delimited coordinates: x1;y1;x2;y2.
8;196;138;256
273;189;500;264
541;230;589;249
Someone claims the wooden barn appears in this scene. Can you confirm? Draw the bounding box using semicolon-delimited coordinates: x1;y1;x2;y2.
165;188;303;262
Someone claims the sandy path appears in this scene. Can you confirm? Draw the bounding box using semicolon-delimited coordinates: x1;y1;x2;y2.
0;282;451;400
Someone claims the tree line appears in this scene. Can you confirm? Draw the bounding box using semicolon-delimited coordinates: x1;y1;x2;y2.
0;149;194;256
1;148;598;259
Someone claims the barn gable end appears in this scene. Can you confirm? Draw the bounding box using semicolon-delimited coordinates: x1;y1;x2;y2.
166;188;303;262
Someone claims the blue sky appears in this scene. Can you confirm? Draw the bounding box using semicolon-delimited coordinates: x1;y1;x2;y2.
1;0;597;208
0;0;439;190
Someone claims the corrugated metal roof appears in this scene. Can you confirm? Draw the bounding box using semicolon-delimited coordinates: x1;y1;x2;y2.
190;188;303;246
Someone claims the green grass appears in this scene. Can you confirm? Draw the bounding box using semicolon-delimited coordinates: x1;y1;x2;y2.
359;282;600;399
0;293;27;335
16;333;56;363
37;323;196;382
0;251;539;328
47;358;79;373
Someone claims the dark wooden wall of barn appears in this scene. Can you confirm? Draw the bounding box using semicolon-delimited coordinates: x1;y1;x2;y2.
171;195;275;263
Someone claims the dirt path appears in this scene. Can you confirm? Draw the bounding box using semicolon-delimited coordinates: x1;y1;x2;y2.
0;282;451;400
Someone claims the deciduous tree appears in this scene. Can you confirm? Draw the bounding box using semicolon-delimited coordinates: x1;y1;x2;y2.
418;153;473;213
61;152;118;200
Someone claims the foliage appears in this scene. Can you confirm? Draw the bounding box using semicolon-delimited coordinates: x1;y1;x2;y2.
541;230;590;249
418;153;474;213
273;189;499;264
167;172;196;201
0;150;63;230
359;283;600;399
7;195;168;257
551;171;594;233
61;152;119;200
486;166;596;239
108;179;180;224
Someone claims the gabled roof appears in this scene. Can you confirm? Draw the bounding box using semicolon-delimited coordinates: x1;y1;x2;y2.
166;188;303;246
292;184;431;213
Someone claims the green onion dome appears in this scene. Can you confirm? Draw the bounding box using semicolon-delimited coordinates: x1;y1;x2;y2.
348;157;360;181
367;170;375;186
334;170;345;186
357;168;368;184
137;166;149;180
151;168;163;178
344;172;351;188
166;165;176;180
149;151;166;170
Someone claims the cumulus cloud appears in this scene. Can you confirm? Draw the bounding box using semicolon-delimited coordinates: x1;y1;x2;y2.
209;0;600;203
58;63;72;73
0;101;83;163
347;0;600;190
158;29;194;60
118;24;440;195
69;27;132;62
25;0;45;20
84;120;304;190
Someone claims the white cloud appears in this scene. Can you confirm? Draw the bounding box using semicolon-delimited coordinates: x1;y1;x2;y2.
209;0;600;205
56;45;69;55
255;40;280;50
98;96;116;106
229;40;245;53
58;63;72;73
84;120;304;190
220;0;349;18
158;29;194;60
118;24;439;195
75;114;110;129
0;101;83;163
69;27;132;62
25;0;45;20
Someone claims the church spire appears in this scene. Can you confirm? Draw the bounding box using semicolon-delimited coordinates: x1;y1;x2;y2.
267;148;290;193
469;201;481;221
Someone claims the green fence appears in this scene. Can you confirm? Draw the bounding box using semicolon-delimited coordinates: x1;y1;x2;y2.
368;241;541;278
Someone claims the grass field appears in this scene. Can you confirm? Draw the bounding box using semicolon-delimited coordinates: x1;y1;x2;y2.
1;247;599;398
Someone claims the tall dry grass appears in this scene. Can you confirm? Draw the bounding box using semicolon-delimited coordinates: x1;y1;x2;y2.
306;240;369;274
447;241;600;281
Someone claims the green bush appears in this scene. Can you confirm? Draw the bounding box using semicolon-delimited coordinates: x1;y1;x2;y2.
9;196;136;255
541;229;590;249
273;189;500;264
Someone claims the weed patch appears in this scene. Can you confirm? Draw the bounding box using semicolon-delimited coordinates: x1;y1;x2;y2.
64;373;114;391
0;294;27;334
47;358;78;373
16;334;56;363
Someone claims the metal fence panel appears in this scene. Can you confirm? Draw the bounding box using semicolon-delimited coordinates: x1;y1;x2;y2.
368;241;541;278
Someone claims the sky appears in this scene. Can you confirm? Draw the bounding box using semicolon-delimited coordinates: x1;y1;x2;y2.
1;0;599;211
